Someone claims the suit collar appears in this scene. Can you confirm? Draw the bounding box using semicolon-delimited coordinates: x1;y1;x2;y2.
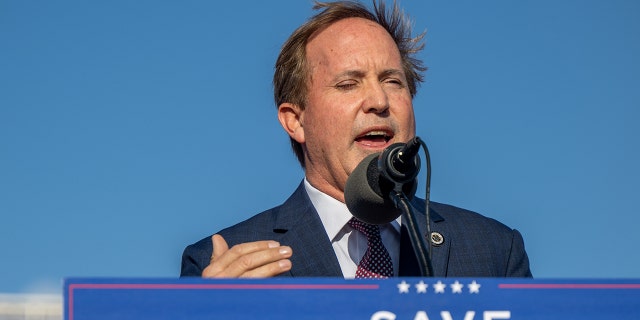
271;182;344;277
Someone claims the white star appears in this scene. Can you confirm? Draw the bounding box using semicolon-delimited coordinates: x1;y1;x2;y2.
468;280;481;294
415;281;428;293
397;280;410;293
450;280;463;294
433;280;446;293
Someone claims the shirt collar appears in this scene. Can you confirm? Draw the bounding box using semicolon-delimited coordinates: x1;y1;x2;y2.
304;179;353;242
304;178;401;241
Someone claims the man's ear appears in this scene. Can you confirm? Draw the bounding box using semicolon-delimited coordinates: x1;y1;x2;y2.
278;102;305;143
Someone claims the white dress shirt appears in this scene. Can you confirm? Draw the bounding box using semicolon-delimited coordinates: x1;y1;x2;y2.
304;179;401;278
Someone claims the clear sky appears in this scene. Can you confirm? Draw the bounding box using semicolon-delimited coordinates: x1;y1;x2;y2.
1;0;639;293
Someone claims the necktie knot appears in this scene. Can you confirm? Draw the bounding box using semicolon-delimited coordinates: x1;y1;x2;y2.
348;218;394;278
348;218;380;240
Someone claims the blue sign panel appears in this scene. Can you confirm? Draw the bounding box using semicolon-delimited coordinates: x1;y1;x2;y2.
64;278;640;319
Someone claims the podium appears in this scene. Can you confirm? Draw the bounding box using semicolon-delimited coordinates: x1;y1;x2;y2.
64;278;640;319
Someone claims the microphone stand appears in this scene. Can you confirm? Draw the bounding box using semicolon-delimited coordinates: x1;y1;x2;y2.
390;191;434;277
346;135;434;276
386;136;434;277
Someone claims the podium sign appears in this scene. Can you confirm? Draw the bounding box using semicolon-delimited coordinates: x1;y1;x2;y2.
64;278;640;319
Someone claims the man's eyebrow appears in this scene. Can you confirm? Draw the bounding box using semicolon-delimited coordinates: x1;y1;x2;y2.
332;69;406;81
333;70;367;81
380;68;406;78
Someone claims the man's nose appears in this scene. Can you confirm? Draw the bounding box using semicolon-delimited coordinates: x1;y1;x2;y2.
362;82;389;114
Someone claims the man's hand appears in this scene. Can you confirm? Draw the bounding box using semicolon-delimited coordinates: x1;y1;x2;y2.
202;234;293;278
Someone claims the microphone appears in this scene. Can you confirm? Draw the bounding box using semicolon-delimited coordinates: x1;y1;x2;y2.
379;136;422;184
344;137;421;225
345;136;434;276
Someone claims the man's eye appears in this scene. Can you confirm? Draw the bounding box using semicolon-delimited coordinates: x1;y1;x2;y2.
384;78;405;88
336;82;357;90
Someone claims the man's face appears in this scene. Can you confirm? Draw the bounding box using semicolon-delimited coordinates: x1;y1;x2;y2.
280;17;416;202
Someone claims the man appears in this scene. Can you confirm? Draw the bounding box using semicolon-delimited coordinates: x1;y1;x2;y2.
181;0;532;278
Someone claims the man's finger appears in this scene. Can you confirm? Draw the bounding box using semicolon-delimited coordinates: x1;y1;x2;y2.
239;259;293;278
202;234;231;277
202;236;291;278
220;245;292;277
211;234;229;262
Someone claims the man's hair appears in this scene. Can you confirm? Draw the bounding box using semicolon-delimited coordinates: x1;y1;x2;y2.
273;0;426;167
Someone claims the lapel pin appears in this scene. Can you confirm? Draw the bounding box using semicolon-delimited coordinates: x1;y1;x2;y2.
430;232;444;246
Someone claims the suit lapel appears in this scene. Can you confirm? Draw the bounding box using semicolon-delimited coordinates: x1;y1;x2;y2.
271;182;343;277
407;199;451;277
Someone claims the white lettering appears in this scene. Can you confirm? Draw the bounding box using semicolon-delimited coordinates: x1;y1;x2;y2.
440;311;476;320
371;311;396;320
483;311;511;320
370;310;510;320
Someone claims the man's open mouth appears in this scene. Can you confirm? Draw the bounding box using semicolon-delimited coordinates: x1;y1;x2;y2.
355;130;393;147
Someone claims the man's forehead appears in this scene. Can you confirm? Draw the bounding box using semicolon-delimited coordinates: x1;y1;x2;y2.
311;17;388;43
306;20;401;69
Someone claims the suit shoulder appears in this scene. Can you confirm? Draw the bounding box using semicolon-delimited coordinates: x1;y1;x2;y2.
430;201;514;232
427;201;532;277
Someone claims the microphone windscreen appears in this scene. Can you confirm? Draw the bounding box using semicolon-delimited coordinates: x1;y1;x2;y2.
345;153;403;225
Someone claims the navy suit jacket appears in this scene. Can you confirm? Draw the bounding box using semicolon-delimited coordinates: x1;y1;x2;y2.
181;182;532;277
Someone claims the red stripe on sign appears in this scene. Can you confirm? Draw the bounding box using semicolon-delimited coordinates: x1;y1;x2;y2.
499;283;640;289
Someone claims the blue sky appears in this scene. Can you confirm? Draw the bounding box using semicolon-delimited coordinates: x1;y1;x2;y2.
1;0;639;293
